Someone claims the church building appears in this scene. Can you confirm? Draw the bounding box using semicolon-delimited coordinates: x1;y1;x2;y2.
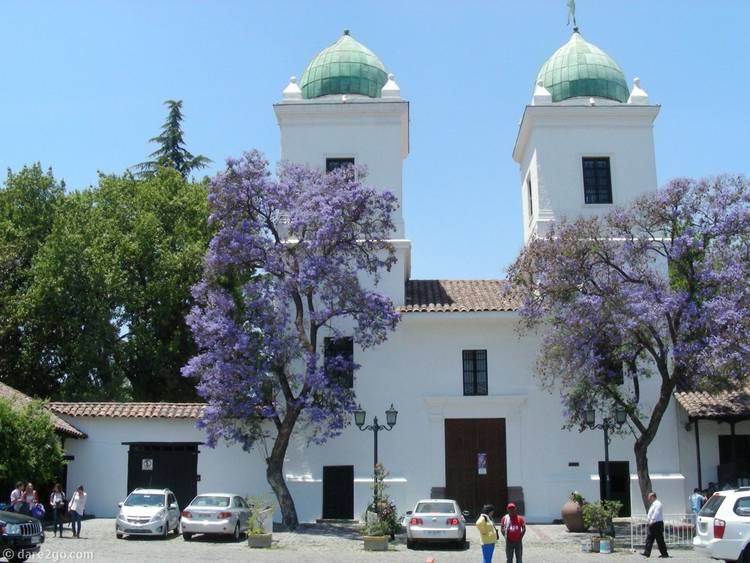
49;27;750;523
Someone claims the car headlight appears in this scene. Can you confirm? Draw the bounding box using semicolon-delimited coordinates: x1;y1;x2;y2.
150;509;167;523
7;524;20;535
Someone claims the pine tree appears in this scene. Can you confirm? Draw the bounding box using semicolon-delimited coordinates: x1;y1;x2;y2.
133;100;211;178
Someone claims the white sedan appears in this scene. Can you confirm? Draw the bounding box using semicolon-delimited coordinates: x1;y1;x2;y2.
405;499;468;549
180;493;250;541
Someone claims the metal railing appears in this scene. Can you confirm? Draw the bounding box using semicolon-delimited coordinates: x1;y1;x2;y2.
629;513;696;551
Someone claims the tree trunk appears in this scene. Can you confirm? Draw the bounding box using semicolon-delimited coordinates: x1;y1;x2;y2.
266;407;301;529
634;438;653;511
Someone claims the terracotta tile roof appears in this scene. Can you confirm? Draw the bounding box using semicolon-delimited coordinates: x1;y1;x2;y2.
400;280;521;313
0;382;86;439
48;402;206;419
675;385;750;420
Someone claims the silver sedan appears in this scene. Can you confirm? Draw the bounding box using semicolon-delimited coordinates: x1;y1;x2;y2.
405;499;468;549
180;493;249;541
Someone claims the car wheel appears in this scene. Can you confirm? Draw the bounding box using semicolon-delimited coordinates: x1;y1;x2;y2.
162;522;169;539
233;522;240;541
456;531;466;549
742;547;750;563
9;551;30;563
116;532;123;539
183;532;192;541
406;538;415;549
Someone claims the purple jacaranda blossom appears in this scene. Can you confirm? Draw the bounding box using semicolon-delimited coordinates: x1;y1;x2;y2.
182;150;400;528
508;175;750;510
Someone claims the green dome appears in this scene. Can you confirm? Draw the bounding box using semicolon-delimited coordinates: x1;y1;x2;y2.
536;31;629;103
300;31;388;99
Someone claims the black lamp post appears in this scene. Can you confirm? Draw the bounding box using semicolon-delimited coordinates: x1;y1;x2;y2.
353;404;398;507
584;406;627;503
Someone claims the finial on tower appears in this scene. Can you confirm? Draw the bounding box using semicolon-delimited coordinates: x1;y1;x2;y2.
567;0;578;30
343;29;350;36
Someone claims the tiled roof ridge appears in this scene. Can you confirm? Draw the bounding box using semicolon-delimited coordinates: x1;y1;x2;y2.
0;382;86;438
674;385;750;419
48;401;206;419
400;279;521;314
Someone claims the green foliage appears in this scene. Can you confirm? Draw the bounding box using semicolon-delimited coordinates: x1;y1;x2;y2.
364;464;400;537
133;100;211;179
582;500;623;537
570;491;586;505
245;495;273;534
0;397;63;485
0;164;64;397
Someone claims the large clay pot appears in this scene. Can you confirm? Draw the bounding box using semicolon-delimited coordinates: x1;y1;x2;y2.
561;500;587;532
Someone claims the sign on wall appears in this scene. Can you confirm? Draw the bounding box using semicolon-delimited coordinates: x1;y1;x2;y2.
477;452;487;475
141;458;154;471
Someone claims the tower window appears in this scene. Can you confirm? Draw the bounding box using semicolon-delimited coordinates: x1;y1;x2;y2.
462;350;488;396
324;337;354;389
526;175;534;219
582;157;613;204
326;158;355;173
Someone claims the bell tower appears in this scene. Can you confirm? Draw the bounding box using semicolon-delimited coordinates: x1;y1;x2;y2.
512;30;660;244
273;30;410;305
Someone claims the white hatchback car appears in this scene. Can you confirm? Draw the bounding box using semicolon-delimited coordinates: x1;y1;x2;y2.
693;487;750;562
115;488;181;539
405;499;468;549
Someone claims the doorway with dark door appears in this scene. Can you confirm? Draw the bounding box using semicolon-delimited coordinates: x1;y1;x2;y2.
322;465;354;519
125;442;199;510
598;460;631;516
445;418;507;520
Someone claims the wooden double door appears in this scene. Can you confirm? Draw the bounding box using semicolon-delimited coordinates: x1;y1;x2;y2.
445;418;507;519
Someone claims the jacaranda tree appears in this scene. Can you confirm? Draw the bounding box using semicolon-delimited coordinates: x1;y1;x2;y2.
183;150;400;527
508;175;750;509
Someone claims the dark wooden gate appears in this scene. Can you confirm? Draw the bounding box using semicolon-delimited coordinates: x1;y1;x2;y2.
126;443;199;510
598;460;631;516
445;419;507;519
322;465;354;519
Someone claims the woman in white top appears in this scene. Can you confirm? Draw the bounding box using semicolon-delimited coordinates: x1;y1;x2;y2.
68;485;87;538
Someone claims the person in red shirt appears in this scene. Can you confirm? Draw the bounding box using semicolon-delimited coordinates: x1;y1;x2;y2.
500;502;526;563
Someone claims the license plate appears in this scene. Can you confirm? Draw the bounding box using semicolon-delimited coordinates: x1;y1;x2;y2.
425;530;445;536
30;536;40;544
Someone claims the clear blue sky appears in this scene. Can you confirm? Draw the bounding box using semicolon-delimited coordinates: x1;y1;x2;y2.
1;1;748;280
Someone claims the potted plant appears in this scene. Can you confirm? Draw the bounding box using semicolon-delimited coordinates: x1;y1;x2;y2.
361;514;390;551
361;464;400;550
246;495;274;548
582;500;622;553
561;491;588;532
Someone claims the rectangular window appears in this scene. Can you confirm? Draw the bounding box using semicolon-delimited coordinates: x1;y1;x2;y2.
462;350;488;396
582;157;613;204
526;175;534;219
326;157;355;173
324;337;354;389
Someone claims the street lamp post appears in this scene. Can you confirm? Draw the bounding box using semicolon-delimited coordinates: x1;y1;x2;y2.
584;406;627;503
353;404;398;508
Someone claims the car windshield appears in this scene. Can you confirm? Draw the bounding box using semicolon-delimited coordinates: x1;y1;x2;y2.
699;494;726;517
190;496;230;508
124;493;166;507
415;502;455;514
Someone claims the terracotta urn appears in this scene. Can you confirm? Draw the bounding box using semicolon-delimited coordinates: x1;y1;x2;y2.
561;499;587;532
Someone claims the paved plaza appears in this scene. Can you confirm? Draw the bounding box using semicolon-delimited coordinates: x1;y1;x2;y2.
26;518;705;562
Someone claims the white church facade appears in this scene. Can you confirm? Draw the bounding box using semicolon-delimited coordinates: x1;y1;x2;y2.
49;28;750;523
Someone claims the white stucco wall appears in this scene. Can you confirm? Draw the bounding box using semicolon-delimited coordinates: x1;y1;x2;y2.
60;309;690;523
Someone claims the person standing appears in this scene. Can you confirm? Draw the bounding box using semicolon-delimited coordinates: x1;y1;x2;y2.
476;504;498;563
500;502;526;563
688;488;705;517
68;485;87;538
49;483;67;537
642;491;669;558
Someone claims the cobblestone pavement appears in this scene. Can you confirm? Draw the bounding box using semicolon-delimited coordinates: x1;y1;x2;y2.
28;519;705;562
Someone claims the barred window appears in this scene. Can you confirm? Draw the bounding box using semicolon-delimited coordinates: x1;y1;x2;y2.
326;158;355;173
582;157;613;204
462;350;488;396
324;337;354;389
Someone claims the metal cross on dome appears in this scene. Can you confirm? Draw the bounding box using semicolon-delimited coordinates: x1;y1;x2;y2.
567;0;578;29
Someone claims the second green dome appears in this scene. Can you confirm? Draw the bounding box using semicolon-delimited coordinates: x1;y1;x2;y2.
536;31;629;103
300;31;388;99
